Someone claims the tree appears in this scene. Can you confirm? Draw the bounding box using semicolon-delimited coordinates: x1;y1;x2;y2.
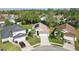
5;19;13;26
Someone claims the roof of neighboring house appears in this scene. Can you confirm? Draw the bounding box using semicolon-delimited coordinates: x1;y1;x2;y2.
0;15;5;21
53;14;63;19
1;24;25;39
1;26;12;39
12;24;25;32
34;23;49;33
56;23;76;34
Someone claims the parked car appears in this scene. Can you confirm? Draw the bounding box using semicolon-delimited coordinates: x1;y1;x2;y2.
19;42;26;48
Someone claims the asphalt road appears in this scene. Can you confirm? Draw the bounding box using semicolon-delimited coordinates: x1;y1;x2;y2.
32;45;68;51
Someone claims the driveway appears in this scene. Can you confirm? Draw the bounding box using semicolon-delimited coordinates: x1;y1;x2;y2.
63;36;75;51
63;43;75;51
39;33;50;46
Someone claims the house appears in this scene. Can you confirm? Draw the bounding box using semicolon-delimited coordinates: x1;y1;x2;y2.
7;14;18;23
56;23;77;42
0;14;5;24
1;24;26;42
56;23;77;50
0;14;18;24
53;14;63;20
12;24;26;42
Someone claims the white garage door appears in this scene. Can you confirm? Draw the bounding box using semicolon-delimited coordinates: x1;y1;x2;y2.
14;36;26;42
64;36;74;41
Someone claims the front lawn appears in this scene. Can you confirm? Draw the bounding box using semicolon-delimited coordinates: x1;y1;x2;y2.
75;28;79;51
26;35;40;46
49;37;64;44
0;40;4;50
3;41;21;51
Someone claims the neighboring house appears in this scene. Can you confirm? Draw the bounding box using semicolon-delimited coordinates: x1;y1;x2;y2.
7;14;18;23
1;24;26;42
40;15;47;21
0;14;5;24
56;23;77;50
0;14;17;24
56;23;77;43
53;14;63;20
69;19;79;27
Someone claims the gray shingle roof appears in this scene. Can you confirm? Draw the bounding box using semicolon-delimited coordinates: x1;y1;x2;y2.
1;24;25;39
12;24;25;32
1;26;12;39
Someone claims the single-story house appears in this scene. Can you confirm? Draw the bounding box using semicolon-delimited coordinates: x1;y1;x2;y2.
0;14;18;25
1;24;26;42
7;14;18;23
56;23;77;44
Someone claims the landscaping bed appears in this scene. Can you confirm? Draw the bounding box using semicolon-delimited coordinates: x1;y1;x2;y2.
3;41;21;51
49;37;64;44
26;35;40;46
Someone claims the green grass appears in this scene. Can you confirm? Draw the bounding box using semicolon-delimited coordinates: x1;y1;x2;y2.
0;40;4;49
3;41;21;51
26;35;40;45
20;24;32;29
75;37;79;51
49;37;64;44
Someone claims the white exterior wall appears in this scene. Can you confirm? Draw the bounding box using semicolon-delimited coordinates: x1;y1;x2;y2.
64;36;74;41
13;30;26;37
64;35;76;45
0;21;4;24
2;37;13;42
14;36;26;42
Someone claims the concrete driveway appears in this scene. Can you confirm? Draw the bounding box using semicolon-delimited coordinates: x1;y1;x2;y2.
39;33;50;46
63;36;75;51
63;43;75;51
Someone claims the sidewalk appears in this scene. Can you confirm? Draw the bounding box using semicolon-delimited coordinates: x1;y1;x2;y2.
21;40;33;51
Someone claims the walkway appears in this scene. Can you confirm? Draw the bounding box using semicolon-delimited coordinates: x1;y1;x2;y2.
21;40;33;51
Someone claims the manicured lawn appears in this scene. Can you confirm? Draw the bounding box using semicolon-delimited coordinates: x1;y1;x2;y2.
26;35;40;45
20;24;32;29
75;28;79;50
0;41;4;49
49;37;64;44
3;41;21;51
